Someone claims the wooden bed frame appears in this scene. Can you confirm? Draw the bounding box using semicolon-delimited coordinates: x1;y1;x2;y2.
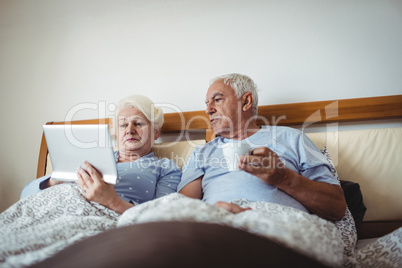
36;94;402;238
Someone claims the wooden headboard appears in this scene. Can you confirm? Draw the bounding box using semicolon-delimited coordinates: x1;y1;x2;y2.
37;94;402;178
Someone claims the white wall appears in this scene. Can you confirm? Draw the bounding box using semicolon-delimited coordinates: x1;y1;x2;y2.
0;0;401;212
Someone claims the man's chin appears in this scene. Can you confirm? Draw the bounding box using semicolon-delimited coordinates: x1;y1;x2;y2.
213;128;230;138
212;127;222;135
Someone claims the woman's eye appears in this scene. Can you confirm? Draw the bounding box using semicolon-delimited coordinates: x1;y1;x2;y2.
119;124;127;128
134;122;145;126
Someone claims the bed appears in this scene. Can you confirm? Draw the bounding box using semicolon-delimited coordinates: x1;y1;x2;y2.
1;94;401;267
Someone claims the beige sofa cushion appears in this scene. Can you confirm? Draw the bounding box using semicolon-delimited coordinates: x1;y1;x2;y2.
307;128;402;222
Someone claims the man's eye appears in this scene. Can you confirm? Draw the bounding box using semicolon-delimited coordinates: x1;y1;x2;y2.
135;122;145;126
119;124;127;128
215;98;222;103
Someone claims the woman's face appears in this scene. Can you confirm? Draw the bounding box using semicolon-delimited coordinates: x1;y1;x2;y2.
117;107;159;156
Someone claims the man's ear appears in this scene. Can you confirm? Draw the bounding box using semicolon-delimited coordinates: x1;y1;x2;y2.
154;128;161;140
241;92;254;112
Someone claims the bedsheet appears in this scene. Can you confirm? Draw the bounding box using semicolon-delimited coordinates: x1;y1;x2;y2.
0;185;401;267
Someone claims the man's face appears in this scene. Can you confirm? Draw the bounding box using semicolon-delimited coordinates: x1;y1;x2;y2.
205;79;243;137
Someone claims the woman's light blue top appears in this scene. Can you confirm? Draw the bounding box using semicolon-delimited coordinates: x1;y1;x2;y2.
21;152;181;205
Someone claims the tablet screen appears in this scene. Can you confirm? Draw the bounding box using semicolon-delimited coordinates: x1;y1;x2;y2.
43;124;117;184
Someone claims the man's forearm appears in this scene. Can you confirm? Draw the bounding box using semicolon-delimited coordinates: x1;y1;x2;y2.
276;169;347;221
178;177;203;199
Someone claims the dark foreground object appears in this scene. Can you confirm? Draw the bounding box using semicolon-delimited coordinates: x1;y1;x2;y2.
32;221;329;268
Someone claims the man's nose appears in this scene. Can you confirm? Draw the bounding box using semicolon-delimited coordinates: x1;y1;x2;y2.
205;102;215;115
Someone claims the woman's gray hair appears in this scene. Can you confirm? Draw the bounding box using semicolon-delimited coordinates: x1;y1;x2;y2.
110;95;164;136
210;73;259;114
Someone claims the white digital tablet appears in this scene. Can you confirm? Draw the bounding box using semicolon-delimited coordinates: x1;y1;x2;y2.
43;124;118;184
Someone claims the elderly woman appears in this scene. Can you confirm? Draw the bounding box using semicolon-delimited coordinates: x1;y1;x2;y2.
20;95;181;214
0;95;181;266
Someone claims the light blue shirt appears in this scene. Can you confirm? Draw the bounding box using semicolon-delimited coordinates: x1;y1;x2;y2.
21;152;181;205
178;126;339;213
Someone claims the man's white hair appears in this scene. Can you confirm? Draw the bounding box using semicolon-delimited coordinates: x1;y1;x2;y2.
210;73;258;114
110;95;163;136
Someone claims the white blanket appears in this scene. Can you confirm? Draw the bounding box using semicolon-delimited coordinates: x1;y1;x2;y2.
0;184;119;267
0;185;401;267
118;193;344;266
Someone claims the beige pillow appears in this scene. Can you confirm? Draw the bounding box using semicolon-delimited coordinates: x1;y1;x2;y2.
307;128;402;221
152;140;206;170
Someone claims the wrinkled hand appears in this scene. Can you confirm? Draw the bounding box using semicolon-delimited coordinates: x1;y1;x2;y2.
214;201;251;214
76;161;120;208
239;147;290;187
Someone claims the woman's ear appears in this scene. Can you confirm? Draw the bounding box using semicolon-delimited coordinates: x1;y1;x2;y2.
154;128;161;140
241;92;254;112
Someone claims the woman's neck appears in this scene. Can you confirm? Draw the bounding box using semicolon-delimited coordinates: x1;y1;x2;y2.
117;150;150;162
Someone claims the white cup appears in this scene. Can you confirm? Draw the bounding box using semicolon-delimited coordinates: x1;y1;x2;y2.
222;142;251;171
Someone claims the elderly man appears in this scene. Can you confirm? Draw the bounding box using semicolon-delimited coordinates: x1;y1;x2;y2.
178;73;346;221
